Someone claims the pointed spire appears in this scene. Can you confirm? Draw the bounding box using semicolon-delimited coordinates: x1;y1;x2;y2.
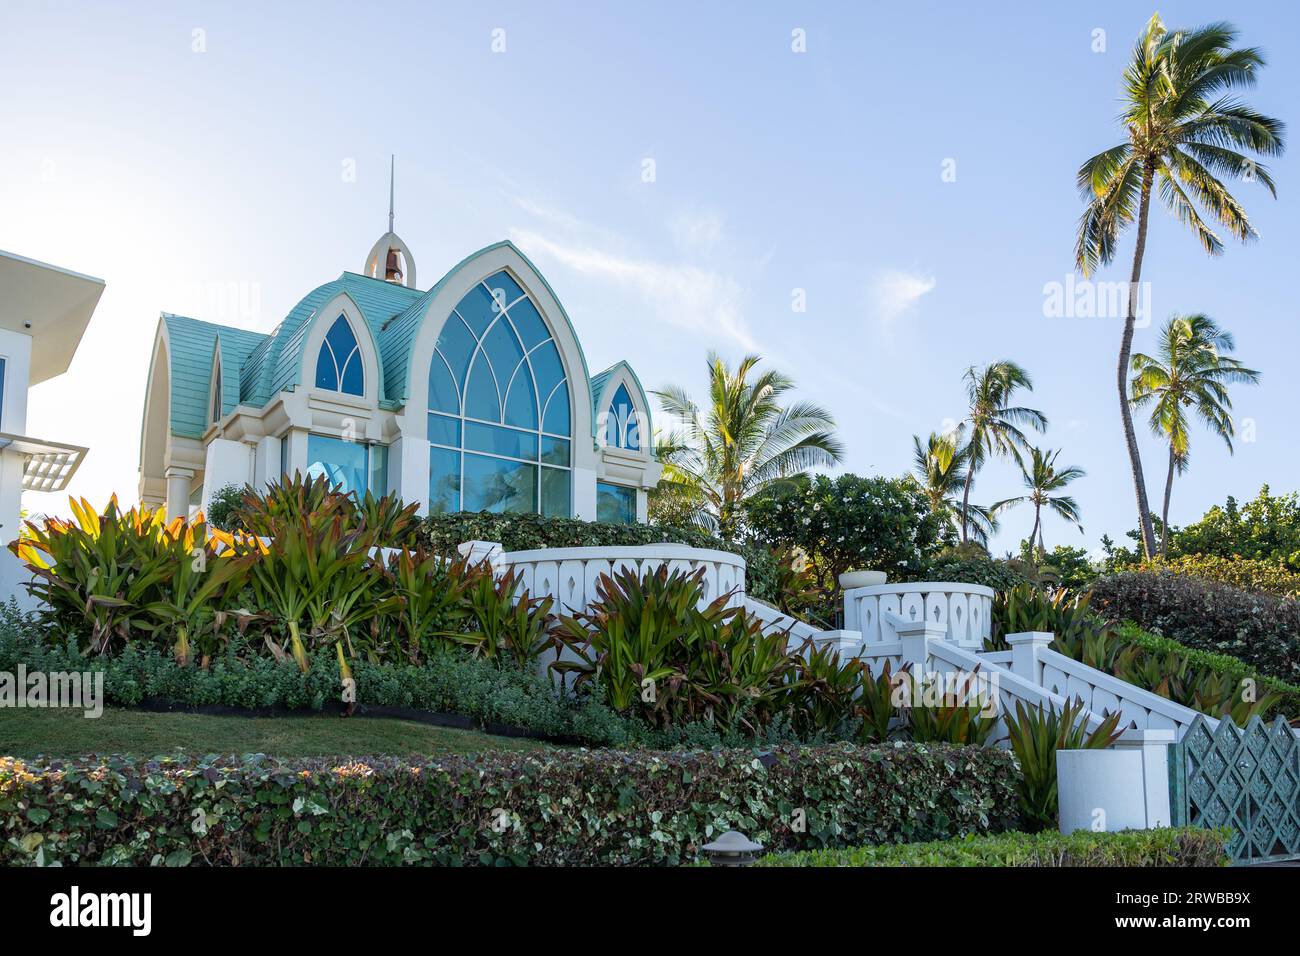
388;154;395;233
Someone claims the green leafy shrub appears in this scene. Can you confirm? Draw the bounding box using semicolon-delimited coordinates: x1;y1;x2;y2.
1091;570;1300;684
753;827;1231;867
203;483;244;531
0;742;1020;866
1143;554;1300;598
1002;698;1122;832
911;554;1031;593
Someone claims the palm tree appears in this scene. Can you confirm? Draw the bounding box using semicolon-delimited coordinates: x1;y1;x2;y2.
958;361;1047;543
1130;314;1260;556
994;448;1086;556
909;428;998;545
1075;14;1284;558
653;352;843;539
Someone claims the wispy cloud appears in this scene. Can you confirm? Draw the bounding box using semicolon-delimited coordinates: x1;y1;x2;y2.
509;225;758;351
670;209;725;253
869;268;936;325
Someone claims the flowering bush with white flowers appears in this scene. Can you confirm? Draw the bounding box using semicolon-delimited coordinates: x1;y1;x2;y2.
743;474;950;598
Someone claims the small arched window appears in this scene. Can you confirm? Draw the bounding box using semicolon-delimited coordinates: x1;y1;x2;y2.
315;315;364;395
605;383;640;451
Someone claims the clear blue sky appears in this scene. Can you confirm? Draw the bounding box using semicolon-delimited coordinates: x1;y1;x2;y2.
2;1;1296;555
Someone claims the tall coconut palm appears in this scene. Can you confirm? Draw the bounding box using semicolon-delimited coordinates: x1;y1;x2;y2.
958;361;1048;544
1131;314;1260;556
994;448;1086;556
653;352;843;539
1075;14;1284;558
909;428;998;545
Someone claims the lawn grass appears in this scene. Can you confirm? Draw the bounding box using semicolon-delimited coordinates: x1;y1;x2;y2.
0;707;549;759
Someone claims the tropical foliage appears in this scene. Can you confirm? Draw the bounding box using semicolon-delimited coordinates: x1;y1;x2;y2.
908;428;997;545
1076;13;1284;558
652;352;843;539
1130;314;1259;555
993;447;1085;556
956;361;1047;544
742;473;948;596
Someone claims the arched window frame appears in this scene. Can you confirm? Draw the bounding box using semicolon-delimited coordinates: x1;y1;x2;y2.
425;268;576;516
314;314;365;396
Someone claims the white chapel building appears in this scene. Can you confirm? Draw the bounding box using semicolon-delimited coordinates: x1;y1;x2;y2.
138;190;662;524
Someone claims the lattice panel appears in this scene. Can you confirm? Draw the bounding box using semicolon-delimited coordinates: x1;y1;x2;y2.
1171;714;1300;864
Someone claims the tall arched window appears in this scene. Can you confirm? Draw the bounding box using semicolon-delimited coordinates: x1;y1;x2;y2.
210;363;222;423
605;383;640;451
427;271;571;516
315;315;364;395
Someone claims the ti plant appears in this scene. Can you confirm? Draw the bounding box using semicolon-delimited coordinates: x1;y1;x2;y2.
1001;697;1123;832
903;669;1001;746
384;549;471;663
138;515;256;667
456;564;555;669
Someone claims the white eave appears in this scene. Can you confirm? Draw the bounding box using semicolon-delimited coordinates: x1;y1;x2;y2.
0;249;105;385
0;432;88;492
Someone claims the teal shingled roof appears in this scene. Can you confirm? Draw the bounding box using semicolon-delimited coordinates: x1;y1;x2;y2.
160;315;268;440
160;243;626;443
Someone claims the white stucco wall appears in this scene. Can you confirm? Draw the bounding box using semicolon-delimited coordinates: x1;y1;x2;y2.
0;329;35;607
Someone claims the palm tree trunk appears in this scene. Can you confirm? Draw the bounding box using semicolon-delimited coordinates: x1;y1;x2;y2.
960;464;974;544
1160;444;1176;559
1029;505;1041;558
1120;165;1159;559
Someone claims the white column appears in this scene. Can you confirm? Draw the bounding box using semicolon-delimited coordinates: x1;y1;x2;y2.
202;439;253;513
165;467;193;520
1006;631;1052;685
573;465;597;521
253;435;281;489
389;434;430;515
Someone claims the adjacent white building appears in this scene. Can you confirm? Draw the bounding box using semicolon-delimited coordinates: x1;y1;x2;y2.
0;250;104;604
138;198;662;523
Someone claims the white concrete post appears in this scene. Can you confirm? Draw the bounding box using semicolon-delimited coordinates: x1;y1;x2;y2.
1113;728;1174;829
895;620;944;675
1057;729;1175;833
808;630;864;659
1006;631;1052;685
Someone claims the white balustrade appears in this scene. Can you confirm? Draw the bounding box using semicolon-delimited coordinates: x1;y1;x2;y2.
499;543;748;616
843;582;993;649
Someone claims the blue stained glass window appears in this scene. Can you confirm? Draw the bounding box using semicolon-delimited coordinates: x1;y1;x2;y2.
315;315;364;396
307;434;384;498
542;381;570;436
464;453;536;514
597;481;637;525
606;383;641;451
427;276;571;518
504;364;538;429
484;270;526;309
464;352;501;421
429;446;460;514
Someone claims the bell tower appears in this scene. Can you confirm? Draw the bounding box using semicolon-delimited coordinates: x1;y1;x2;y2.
363;155;417;288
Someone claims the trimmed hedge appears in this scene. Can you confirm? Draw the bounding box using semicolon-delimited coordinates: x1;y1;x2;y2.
416;511;781;604
754;826;1231;867
1092;570;1300;683
0;743;1020;866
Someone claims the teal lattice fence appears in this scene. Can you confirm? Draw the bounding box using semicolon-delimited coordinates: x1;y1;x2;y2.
1170;714;1300;864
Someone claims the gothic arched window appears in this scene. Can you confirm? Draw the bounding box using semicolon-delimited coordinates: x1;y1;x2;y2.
315;315;364;395
605;383;640;451
427;271;571;516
